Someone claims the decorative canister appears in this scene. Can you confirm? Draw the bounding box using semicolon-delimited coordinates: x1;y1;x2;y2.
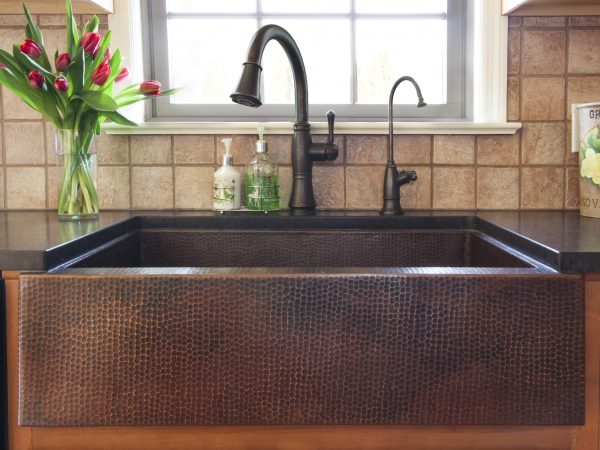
574;102;600;218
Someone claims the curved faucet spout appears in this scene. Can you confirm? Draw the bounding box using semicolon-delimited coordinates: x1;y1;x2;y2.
231;25;309;125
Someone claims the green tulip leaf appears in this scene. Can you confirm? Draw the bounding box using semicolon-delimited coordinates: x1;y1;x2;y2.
102;110;138;127
66;0;79;55
73;90;118;111
23;4;43;45
13;45;55;79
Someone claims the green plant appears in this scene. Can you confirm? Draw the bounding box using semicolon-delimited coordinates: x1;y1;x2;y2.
0;0;176;217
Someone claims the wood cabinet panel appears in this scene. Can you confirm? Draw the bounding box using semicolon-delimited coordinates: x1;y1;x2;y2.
4;271;600;450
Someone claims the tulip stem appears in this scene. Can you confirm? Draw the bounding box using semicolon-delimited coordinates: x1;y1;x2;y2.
57;129;98;219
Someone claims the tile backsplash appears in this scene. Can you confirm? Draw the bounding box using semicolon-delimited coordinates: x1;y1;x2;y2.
0;13;598;211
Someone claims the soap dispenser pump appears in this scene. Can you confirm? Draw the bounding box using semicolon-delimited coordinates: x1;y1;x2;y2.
244;125;280;211
213;138;241;211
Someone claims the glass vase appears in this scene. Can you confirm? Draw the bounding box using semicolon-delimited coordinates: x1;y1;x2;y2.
56;129;99;221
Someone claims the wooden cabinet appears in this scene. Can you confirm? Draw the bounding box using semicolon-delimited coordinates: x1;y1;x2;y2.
0;0;112;14
4;270;600;450
503;0;600;16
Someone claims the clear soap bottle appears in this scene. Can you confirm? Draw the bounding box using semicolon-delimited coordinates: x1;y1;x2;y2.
244;126;280;211
213;138;241;210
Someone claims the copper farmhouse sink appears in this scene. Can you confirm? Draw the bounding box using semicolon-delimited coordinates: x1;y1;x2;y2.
17;218;584;428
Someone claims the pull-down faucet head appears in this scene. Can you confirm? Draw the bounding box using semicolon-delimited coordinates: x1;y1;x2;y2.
230;62;263;108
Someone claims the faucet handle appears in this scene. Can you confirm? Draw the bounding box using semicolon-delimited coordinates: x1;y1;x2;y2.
326;110;335;144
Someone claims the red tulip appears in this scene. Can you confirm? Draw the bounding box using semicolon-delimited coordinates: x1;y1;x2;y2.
0;63;5;69
20;38;42;58
56;53;71;72
80;32;100;57
27;70;44;89
115;67;129;83
103;47;111;62
91;61;110;85
54;76;68;92
140;80;161;96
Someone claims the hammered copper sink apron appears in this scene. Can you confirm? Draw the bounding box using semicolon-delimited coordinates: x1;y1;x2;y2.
17;228;585;427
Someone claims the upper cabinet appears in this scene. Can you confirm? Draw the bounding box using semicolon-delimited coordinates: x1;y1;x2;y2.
503;0;600;15
0;0;113;14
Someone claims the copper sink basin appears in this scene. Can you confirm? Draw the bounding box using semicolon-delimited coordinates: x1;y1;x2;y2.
19;223;583;428
63;229;543;271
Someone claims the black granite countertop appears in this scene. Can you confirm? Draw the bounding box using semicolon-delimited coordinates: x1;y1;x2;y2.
1;210;599;272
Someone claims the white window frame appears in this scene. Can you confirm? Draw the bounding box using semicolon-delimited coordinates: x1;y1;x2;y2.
146;0;466;122
106;0;520;135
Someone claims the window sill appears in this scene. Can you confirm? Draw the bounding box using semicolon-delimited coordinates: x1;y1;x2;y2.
102;121;522;135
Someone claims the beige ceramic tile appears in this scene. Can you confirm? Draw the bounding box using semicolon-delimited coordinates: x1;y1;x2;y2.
432;167;476;209
508;16;521;28
508;30;521;75
96;134;129;165
174;166;213;209
0;28;24;52
433;135;474;165
569;30;600;74
3;88;43;120
216;135;255;166
569;17;600;27
567;77;600;119
174;135;214;165
130;135;172;164
565;167;579;210
0;15;28;26
4;122;45;165
131;166;173;209
0;170;5;209
566;121;578;166
46;165;57;209
521;122;565;165
477;134;519;166
97;166;130;209
393;135;431;164
507;76;520;121
40;28;67;63
400;166;431;210
521;167;564;209
522;30;565;74
313;134;345;165
477;167;520;210
264;135;292;165
523;17;566;27
346;135;386;164
45;122;57;165
38;15;67;27
313;166;345;209
345;166;384;209
522;77;565;120
278;166;292;209
6;167;46;209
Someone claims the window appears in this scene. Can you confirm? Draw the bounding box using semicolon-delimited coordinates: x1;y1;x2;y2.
145;0;467;122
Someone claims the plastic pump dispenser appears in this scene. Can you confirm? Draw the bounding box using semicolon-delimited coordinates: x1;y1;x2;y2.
244;125;280;211
213;138;241;211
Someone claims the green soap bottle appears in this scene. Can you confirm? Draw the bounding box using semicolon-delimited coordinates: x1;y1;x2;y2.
244;126;280;211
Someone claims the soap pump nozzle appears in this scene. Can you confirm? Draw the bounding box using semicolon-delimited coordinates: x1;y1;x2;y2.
221;138;233;166
256;124;267;153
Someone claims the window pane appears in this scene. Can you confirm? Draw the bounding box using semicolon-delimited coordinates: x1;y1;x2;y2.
261;0;350;14
355;19;446;104
355;0;446;14
167;0;256;13
167;19;257;104
261;20;351;104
